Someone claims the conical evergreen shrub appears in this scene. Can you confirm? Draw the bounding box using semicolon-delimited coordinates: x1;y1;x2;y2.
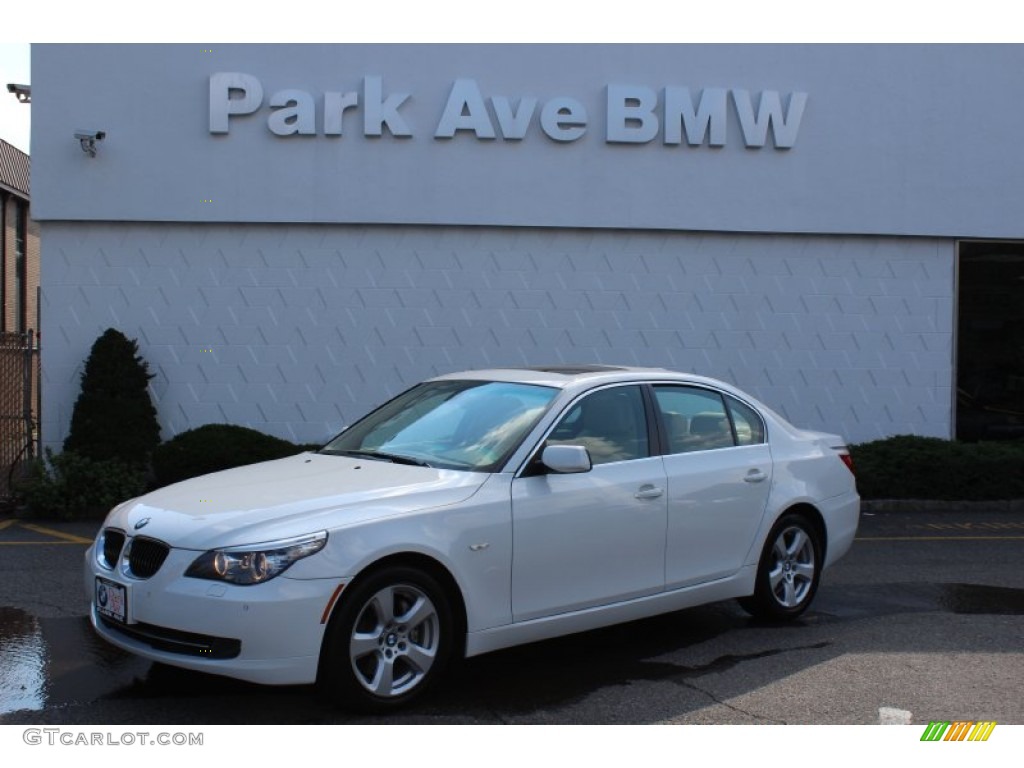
63;328;161;465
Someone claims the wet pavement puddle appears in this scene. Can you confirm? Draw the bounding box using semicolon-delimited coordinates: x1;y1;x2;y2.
0;608;45;714
0;607;148;716
936;583;1024;615
794;581;1024;622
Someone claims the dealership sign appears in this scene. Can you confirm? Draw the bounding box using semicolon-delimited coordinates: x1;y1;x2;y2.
209;73;807;149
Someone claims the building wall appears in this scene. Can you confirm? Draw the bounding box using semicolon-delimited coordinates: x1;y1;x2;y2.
0;193;39;334
27;216;40;333
41;222;953;450
31;45;1024;239
0;187;41;487
2;194;15;330
1;195;8;328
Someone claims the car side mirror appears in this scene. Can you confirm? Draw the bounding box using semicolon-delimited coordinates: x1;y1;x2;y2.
541;444;592;474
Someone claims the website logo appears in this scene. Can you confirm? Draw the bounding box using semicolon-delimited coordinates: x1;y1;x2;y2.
920;721;996;742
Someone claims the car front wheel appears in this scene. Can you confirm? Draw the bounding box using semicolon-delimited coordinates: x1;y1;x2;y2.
739;513;822;620
318;566;454;711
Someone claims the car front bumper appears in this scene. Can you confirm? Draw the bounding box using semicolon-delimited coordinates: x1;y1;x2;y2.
84;545;344;685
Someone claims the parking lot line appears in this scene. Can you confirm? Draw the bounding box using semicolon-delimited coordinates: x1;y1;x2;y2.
0;520;94;545
18;522;93;545
0;541;87;545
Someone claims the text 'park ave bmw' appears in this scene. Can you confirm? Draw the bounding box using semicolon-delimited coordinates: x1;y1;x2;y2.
85;366;859;711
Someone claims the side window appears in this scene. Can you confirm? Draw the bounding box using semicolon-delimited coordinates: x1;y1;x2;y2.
726;395;766;445
547;385;649;465
653;386;734;453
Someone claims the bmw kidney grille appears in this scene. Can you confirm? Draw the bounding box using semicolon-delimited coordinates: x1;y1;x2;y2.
100;528;170;579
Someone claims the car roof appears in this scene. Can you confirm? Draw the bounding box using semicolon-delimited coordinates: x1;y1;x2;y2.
429;365;733;392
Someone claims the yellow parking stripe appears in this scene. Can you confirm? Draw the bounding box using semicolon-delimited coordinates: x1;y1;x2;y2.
18;522;94;544
0;520;94;545
0;540;89;545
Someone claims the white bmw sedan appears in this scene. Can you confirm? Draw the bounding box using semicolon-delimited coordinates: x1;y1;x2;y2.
85;366;859;711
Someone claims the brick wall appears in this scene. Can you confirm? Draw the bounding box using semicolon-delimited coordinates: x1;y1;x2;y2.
1;194;39;334
26;215;40;334
0;190;41;475
1;194;10;331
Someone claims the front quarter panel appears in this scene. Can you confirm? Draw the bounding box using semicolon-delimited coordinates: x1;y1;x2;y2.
286;473;515;634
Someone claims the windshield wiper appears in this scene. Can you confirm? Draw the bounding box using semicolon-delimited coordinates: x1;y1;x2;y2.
327;449;433;468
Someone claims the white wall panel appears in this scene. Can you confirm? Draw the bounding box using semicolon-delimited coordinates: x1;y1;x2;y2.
41;223;953;450
31;44;1024;240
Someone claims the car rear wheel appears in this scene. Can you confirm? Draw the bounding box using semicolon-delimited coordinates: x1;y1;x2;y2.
739;512;822;620
318;566;454;711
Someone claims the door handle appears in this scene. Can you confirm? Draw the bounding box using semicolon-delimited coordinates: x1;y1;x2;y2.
744;469;768;483
634;485;664;500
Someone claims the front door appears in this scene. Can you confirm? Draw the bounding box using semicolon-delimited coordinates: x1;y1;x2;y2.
510;385;667;622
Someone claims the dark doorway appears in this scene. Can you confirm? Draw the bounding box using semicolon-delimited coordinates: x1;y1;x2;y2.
956;242;1024;440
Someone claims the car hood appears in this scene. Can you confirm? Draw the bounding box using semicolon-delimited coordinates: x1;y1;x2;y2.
106;453;489;550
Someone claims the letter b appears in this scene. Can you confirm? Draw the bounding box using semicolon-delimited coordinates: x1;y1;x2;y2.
607;85;659;144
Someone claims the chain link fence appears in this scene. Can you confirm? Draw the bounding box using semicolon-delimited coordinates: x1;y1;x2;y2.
0;330;40;503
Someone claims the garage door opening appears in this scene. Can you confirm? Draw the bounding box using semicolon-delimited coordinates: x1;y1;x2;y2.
956;241;1024;440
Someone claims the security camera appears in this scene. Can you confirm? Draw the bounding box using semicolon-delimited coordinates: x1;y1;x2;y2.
75;130;107;157
6;83;30;103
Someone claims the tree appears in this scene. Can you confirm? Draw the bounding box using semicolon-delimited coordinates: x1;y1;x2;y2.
63;328;161;465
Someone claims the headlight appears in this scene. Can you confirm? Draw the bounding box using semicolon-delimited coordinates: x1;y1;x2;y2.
184;531;328;585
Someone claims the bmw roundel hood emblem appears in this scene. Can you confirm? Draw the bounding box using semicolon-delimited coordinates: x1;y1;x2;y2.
134;517;151;531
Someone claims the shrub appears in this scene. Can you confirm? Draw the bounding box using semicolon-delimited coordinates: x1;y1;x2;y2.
152;424;313;487
18;449;148;519
849;435;1024;500
63;328;161;466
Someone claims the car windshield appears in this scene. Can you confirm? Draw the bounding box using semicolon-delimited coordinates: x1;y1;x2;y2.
320;380;559;471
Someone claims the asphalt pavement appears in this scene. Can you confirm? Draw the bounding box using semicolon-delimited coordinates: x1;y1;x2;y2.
0;506;1021;725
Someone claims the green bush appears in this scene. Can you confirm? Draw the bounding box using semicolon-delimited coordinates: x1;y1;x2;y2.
849;435;1024;500
18;449;148;519
63;328;161;466
152;424;315;487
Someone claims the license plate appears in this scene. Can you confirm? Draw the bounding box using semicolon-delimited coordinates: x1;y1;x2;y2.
95;577;128;624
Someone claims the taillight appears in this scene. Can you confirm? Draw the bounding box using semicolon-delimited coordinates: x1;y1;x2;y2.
838;452;855;476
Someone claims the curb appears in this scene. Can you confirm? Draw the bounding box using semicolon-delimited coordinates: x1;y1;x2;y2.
861;499;1024;514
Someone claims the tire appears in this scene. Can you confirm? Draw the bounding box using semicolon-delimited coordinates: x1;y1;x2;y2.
738;512;823;620
317;565;454;712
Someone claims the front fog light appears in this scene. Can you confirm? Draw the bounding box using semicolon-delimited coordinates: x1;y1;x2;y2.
185;531;327;585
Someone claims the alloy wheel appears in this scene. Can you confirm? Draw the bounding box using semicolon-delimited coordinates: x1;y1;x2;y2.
767;525;816;608
349;584;441;698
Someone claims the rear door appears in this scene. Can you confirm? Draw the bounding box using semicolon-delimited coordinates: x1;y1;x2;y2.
653;385;773;589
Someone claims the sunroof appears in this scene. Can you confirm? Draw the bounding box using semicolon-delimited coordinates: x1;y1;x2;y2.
522;365;629;375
